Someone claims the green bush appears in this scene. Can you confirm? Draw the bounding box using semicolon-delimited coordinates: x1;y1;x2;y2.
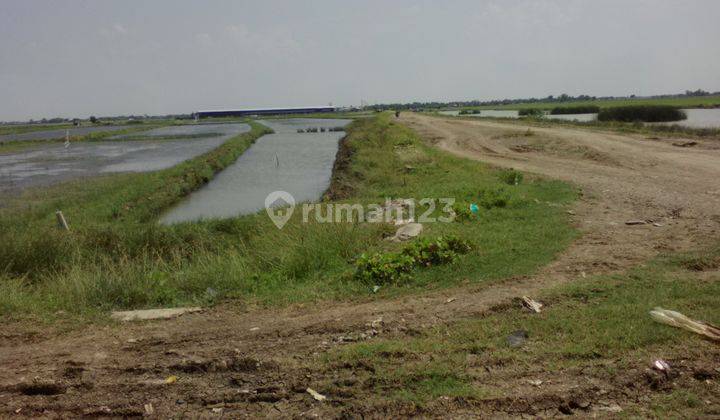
459;109;480;115
597;105;686;122
518;108;544;118
550;105;599;114
354;252;415;284
478;187;511;209
355;236;472;284
497;169;523;186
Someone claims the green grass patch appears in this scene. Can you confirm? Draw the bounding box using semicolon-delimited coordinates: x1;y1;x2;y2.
0;114;576;319
327;246;720;406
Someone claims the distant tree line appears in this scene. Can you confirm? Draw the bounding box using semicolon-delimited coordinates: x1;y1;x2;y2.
367;90;720;111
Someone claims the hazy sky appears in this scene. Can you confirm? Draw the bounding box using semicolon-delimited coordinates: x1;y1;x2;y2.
1;0;719;121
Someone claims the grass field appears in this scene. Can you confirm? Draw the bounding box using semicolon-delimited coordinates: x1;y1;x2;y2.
0;114;576;320
456;95;720;111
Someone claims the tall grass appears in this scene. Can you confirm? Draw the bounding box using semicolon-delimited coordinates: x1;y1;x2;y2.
597;105;687;122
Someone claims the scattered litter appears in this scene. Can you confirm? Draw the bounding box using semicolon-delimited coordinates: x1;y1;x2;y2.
144;403;154;415
650;307;720;341
470;203;480;214
370;317;383;329
625;220;647;225
653;222;664;227
249;327;260;332
446;297;456;304
394;217;415;226
372;285;381;293
595;403;623;413
388;222;423;242
211;407;223;413
306;387;327;402
165;375;178;384
507;330;529;348
111;307;202;322
581;271;587;278
127;338;138;343
566;210;575;215
527;379;543;386
521;296;543;313
653;359;671;372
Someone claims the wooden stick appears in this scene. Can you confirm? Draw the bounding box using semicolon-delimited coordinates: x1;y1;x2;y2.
55;210;70;231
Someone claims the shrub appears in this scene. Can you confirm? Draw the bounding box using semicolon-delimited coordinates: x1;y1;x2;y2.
354;236;472;284
550;105;599;114
519;108;544;118
402;236;473;267
478;187;511;209
354;252;415;284
497;169;524;186
597;105;687;122
459;109;481;115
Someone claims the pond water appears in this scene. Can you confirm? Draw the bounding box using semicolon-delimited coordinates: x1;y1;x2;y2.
160;118;350;224
0;123;249;194
544;113;597;122
439;108;720;128
655;108;720;129
0;125;128;143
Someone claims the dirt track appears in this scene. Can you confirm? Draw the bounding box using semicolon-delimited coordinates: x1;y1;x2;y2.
2;113;720;417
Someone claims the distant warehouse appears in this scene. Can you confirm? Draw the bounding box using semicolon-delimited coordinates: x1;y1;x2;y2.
194;106;335;119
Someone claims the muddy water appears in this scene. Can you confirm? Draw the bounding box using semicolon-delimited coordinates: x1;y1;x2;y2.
0;125;128;143
0;123;249;194
160;118;350;224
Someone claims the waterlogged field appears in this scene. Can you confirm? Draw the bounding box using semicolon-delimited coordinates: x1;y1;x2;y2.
0;123;250;195
0;125;129;143
0;114;576;318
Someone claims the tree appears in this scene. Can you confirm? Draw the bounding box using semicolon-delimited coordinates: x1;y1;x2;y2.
89;116;98;123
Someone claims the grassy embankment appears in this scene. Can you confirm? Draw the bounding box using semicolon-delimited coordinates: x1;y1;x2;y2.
0;114;576;320
327;247;720;414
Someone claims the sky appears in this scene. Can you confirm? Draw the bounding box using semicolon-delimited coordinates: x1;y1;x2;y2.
1;0;719;121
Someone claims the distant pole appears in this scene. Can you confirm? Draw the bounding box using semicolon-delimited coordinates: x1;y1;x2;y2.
55;210;70;231
64;130;70;148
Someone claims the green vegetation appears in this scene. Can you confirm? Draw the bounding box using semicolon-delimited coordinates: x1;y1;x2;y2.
458;109;480;115
550;105;599;114
0;114;576;319
448;94;720;112
518;108;544;117
598;105;687;122
329;246;720;407
355;236;472;284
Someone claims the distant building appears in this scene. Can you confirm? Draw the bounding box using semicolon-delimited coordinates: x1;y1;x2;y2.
193;106;335;119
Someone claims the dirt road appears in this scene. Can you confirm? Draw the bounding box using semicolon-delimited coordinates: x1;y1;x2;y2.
2;113;719;417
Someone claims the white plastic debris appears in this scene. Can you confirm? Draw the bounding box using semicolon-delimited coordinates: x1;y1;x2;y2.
306;387;327;402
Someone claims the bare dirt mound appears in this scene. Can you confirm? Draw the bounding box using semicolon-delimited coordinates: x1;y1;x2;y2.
3;113;720;417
